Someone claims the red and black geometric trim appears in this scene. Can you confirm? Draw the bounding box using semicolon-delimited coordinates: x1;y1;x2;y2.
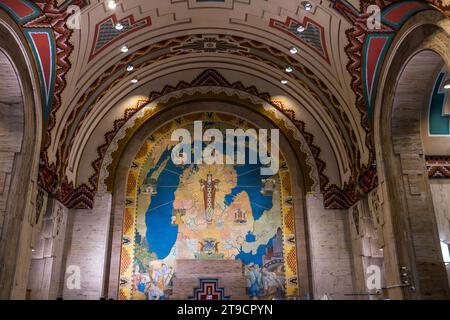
324;181;360;209
426;156;450;179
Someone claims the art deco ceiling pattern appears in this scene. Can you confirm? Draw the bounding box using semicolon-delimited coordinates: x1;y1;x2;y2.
0;0;448;209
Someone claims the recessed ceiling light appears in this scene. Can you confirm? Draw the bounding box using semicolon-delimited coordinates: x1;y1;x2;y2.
115;23;123;31
444;79;450;90
121;45;129;53
107;1;117;10
290;47;298;54
285;66;293;73
304;2;312;11
131;78;138;84
281;79;288;85
296;25;305;33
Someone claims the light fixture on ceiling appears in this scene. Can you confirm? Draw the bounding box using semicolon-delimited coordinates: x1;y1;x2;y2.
303;2;313;11
107;0;117;10
121;45;129;53
444;79;450;90
296;25;305;33
127;65;134;72
290;47;298;54
285;66;293;73
281;79;288;85
115;23;124;31
131;78;138;84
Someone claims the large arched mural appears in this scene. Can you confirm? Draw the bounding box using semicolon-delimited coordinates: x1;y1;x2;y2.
119;112;299;300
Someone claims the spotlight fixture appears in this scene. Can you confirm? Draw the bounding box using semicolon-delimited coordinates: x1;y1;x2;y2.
290;47;298;54
296;25;305;33
121;45;129;53
126;65;134;72
107;0;117;10
115;23;124;31
444;79;450;90
131;78;138;84
285;66;293;73
303;2;313;11
281;79;288;85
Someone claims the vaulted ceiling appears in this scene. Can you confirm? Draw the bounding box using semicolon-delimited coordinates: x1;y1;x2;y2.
0;0;448;209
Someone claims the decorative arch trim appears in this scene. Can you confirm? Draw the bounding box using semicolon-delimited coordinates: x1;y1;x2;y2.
0;0;40;24
52;33;360;193
427;156;450;178
24;28;56;119
334;0;443;194
60;70;359;210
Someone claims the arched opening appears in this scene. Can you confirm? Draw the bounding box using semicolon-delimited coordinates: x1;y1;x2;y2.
58;72;356;301
105;101;313;300
0;18;42;299
375;17;450;299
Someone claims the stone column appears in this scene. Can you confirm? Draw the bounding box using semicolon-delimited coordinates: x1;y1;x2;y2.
384;48;450;299
27;199;69;299
429;180;450;289
106;192;125;300
348;197;385;300
390;152;450;298
429;180;450;244
62;193;112;300
306;194;354;300
1;179;42;300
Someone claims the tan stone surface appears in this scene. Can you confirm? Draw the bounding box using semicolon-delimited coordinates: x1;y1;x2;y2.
171;259;247;300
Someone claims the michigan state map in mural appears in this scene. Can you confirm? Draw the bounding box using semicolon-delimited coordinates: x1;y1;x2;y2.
119;113;299;300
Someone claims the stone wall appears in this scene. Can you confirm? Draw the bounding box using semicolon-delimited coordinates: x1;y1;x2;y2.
387;49;450;299
27;199;68;299
0;50;23;232
0;17;42;299
106;184;126;300
430;180;450;244
171;260;247;300
348;197;385;299
306;194;354;300
62;193;112;300
429;180;450;288
370;11;450;300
